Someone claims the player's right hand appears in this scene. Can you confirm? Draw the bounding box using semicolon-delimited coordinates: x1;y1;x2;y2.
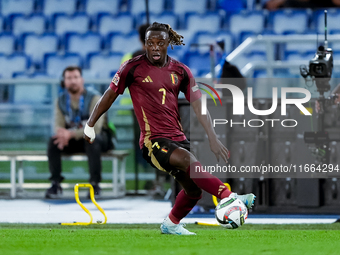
84;123;95;143
209;137;229;163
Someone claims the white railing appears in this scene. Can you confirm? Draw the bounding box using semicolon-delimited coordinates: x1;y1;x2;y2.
208;34;340;78
0;79;133;137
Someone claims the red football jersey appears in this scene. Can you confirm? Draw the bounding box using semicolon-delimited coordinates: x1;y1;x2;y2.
110;54;202;149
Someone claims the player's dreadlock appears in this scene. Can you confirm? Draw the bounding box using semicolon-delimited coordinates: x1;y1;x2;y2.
146;22;185;49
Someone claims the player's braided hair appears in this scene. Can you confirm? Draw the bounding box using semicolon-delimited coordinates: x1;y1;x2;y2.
146;22;185;49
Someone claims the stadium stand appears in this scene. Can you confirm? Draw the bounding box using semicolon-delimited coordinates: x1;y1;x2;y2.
0;53;29;78
173;0;207;15
0;16;4;33
22;33;59;68
315;9;340;34
98;14;134;36
270;9;309;34
42;0;77;17
85;0;120;17
108;32;140;54
184;51;211;76
53;13;90;36
186;13;221;33
44;53;82;77
11;14;46;36
129;0;165;15
87;52;123;78
0;33;15;55
0;1;338;79
228;11;265;40
66;32;102;60
194;31;234;54
139;12;178;29
1;0;35;16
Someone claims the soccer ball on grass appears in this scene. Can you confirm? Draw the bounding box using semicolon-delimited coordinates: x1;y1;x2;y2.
215;197;248;229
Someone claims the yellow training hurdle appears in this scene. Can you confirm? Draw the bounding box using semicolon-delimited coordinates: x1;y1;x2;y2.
61;183;107;226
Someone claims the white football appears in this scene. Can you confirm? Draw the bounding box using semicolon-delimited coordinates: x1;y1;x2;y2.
215;197;248;229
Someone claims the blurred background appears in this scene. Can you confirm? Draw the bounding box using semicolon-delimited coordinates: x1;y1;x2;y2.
0;0;340;213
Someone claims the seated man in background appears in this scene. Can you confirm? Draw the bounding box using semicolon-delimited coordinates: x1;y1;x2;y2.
45;66;113;199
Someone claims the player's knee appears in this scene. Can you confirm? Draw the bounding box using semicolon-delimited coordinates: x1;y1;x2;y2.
182;155;191;169
182;154;197;170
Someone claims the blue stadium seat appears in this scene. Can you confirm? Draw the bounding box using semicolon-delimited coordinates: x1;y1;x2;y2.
44;53;82;77
175;29;196;49
139;12;177;29
1;0;34;16
285;52;314;61
66;32;102;59
168;48;182;62
43;0;77;17
239;31;268;55
330;42;340;52
129;0;165;15
216;31;234;53
0;16;4;33
22;33;59;67
217;0;245;12
270;10;309;34
284;39;318;55
87;53;123;78
194;31;233;54
0;33;15;55
314;9;340;34
13;72;51;104
0;53;29;78
229;11;265;37
183;51;211;77
186;13;221;33
54;14;90;36
12;14;46;36
173;0;207;15
109;33;141;54
85;0;119;16
230;52;266;71
98;14;134;36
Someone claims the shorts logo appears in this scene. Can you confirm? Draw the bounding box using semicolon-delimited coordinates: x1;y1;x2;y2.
112;73;120;86
161;148;168;153
152;142;160;149
170;73;178;85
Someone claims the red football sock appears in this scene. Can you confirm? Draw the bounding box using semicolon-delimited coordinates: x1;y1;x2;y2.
169;189;202;224
188;161;232;199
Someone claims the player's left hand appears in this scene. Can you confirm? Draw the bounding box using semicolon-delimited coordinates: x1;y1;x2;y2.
209;137;230;163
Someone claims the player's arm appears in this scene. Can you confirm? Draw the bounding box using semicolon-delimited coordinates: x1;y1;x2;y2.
191;98;229;163
180;64;229;162
84;88;119;143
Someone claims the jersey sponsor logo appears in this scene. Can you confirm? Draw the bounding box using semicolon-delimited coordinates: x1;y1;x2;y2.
192;84;199;92
142;76;153;83
170;73;178;85
112;73;120;86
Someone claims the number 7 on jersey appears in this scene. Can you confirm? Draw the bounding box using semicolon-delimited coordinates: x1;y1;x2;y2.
159;88;166;104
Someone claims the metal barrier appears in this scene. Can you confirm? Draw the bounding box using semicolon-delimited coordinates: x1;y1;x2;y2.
206;34;340;78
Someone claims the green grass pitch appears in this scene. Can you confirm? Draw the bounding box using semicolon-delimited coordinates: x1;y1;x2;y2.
1;223;340;255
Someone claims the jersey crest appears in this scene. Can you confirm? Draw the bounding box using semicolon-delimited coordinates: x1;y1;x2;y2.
170;73;178;85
